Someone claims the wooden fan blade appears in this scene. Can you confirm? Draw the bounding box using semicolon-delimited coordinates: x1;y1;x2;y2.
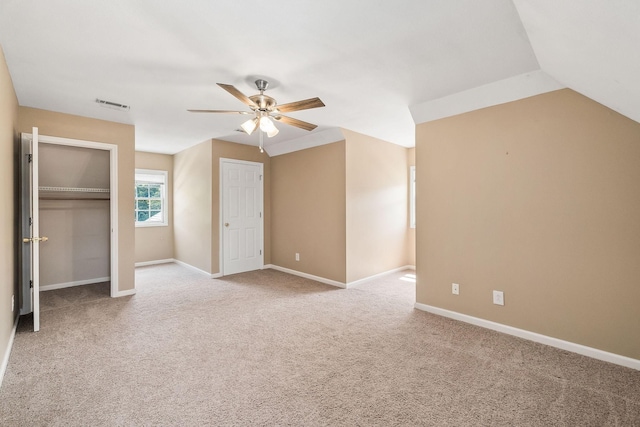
274;115;318;131
188;109;251;114
217;83;258;108
276;97;325;113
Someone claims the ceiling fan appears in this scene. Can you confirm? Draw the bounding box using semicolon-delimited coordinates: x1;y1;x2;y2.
188;79;325;147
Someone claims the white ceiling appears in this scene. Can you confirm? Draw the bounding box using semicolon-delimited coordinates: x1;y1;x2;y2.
0;1;637;154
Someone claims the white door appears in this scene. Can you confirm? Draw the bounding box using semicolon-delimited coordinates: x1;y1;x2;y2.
21;127;45;331
221;160;263;275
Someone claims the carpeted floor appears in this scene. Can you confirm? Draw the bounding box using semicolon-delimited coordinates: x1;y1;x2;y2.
1;263;639;426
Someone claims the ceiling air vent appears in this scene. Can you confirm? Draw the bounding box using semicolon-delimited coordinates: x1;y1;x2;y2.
95;98;130;111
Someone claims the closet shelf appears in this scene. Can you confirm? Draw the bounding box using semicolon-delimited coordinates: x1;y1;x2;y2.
39;186;110;200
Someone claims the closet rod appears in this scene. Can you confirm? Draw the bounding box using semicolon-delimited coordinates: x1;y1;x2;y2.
39;186;109;193
40;197;110;201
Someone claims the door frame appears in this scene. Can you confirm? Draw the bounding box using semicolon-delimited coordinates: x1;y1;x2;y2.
23;132;119;297
219;158;264;276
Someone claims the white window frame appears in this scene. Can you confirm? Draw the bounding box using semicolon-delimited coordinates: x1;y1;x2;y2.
135;169;168;227
410;166;416;229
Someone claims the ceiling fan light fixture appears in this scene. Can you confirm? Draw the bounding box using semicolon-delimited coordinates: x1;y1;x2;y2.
241;118;258;135
259;115;276;132
266;126;279;138
259;115;279;137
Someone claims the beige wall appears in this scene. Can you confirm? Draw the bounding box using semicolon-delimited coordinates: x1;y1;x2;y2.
173;139;270;275
211;139;271;274
271;141;347;283
407;147;416;266
173;140;212;273
416;89;640;359
0;45;19;371
18;107;136;293
135;151;174;263
344;129;411;282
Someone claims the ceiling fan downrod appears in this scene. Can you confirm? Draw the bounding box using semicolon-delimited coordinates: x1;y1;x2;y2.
255;79;269;93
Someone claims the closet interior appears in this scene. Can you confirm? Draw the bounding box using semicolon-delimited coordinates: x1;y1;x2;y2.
38;143;111;291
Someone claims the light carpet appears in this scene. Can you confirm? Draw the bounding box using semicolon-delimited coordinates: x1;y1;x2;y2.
1;264;639;426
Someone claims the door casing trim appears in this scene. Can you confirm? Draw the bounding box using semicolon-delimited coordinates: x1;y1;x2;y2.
22;132;119;298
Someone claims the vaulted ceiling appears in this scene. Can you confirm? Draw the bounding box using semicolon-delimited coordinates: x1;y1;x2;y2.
0;1;637;154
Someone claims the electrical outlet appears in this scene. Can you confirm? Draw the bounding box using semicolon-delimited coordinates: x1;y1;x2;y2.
295;253;300;261
493;290;504;306
452;283;459;295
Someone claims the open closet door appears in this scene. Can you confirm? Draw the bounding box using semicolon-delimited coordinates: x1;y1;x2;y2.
21;127;45;331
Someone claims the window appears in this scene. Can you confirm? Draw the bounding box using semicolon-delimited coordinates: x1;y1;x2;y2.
410;166;416;228
135;169;168;227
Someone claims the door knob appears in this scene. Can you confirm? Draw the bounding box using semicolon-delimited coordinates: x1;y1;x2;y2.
23;236;49;243
224;223;229;227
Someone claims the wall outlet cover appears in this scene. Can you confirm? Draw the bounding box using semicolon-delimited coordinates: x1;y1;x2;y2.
452;283;459;295
493;290;504;306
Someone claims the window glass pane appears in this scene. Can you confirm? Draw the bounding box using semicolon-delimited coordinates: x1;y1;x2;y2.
137;185;149;198
148;185;161;198
137;211;150;222
135;170;168;226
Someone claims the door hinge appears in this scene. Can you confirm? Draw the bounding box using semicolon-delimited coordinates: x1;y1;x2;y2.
259;212;262;218
259;250;262;255
259;174;263;181
27;154;32;163
29;217;32;226
29;280;33;289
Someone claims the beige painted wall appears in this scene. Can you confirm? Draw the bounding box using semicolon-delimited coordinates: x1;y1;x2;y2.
416;89;640;359
407;147;416;266
39;200;110;286
271;141;347;283
344;129;411;282
0;45;19;370
211;139;271;274
135;151;174;263
18;107;136;293
173;140;212;273
173;139;270;275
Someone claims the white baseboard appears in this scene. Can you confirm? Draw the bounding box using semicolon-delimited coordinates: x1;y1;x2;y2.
135;259;174;267
265;264;347;289
112;288;136;297
40;277;110;292
0;317;18;389
136;259;222;279
265;264;417;289
414;303;640;371
173;259;216;279
346;265;416;288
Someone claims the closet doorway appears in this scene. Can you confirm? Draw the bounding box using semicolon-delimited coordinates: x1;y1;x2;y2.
20;128;119;331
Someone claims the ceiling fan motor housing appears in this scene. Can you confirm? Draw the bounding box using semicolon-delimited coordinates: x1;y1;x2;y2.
249;94;277;111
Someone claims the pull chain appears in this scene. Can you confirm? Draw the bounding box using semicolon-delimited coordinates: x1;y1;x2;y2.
259;130;264;153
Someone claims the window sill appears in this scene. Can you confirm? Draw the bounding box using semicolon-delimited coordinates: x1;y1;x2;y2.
135;222;169;228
